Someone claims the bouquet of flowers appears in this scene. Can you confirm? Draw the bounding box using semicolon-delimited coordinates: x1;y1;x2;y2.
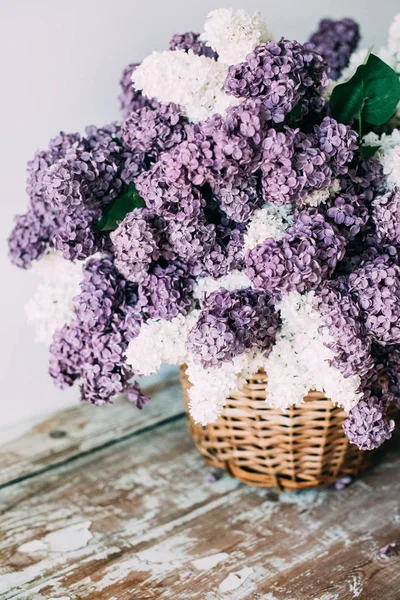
8;8;400;452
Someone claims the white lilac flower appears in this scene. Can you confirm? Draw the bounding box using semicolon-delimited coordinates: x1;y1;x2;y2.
201;8;273;66
243;203;294;252
364;130;400;189
25;252;84;344
187;350;265;425
126;310;199;376
264;291;362;412
193;270;251;302
131;49;238;122
299;180;341;207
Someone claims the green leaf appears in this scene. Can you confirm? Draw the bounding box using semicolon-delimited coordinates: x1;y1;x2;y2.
363;45;374;65
362;54;400;125
330;53;400;128
96;183;146;232
330;69;366;125
359;144;381;158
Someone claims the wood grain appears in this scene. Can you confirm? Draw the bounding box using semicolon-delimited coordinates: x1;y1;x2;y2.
0;366;183;488
0;412;399;599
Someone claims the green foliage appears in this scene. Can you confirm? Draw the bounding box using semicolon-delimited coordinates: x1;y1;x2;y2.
330;52;400;132
96;184;146;232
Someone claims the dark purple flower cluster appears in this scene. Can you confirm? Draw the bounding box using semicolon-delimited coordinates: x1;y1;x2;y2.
210;173;262;222
49;257;143;405
121;103;188;163
118;63;158;119
246;208;346;296
261;117;358;206
308;18;360;80
138;260;195;321
314;281;374;378
348;254;400;345
344;388;395;450
188;288;278;367
169;31;218;59
224;39;328;123
372;189;400;246
326;192;369;240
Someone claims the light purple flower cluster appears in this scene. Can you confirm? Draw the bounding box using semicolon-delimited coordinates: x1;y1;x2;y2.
8;131;81;268
246;208;346;296
261;117;358;206
224;39;328;123
326;192;369;240
111;208;171;283
344;388;395;450
314;280;374;378
169;31;218;59
188;288;278;367
372;189;400;246
121;103;188;163
49;257;143;404
308;18;360;80
348;254;400;345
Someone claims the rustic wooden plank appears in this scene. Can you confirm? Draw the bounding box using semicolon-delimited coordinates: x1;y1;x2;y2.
0;366;183;488
0;416;399;600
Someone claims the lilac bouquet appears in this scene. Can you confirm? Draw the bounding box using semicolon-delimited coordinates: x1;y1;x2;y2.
9;8;400;451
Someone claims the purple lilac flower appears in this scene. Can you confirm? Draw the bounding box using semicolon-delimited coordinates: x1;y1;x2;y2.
197;99;268;179
314;281;374;378
52;206;107;261
372;189;400;245
126;381;150;409
8;132;82;268
169;32;218;59
344;389;395;450
308;18;360;80
121;103;187;162
138;260;195;321
348;254;400;345
326;192;369;240
246;208;346;296
211;173;262;222
224;39;328;123
8;208;63;269
188;288;278;368
168;216;246;279
44;123;123;215
111;208;171;283
118;63;158;119
379;543;399;558
261;118;358;206
135;148;205;222
49;257;143;405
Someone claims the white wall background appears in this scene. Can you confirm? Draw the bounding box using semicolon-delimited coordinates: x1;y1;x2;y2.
0;0;398;433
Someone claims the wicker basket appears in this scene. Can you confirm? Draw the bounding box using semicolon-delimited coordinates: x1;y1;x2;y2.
180;366;383;491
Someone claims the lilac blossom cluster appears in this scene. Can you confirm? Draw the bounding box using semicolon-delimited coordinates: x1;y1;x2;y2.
188;287;278;367
169;31;218;59
224;39;328;122
49;257;147;406
8;9;400;450
246;208;346;296
308;18;360;80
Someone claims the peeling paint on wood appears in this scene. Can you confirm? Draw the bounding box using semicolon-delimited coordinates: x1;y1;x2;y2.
0;378;399;599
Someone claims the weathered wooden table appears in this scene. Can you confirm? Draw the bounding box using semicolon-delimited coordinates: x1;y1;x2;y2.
0;367;399;600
